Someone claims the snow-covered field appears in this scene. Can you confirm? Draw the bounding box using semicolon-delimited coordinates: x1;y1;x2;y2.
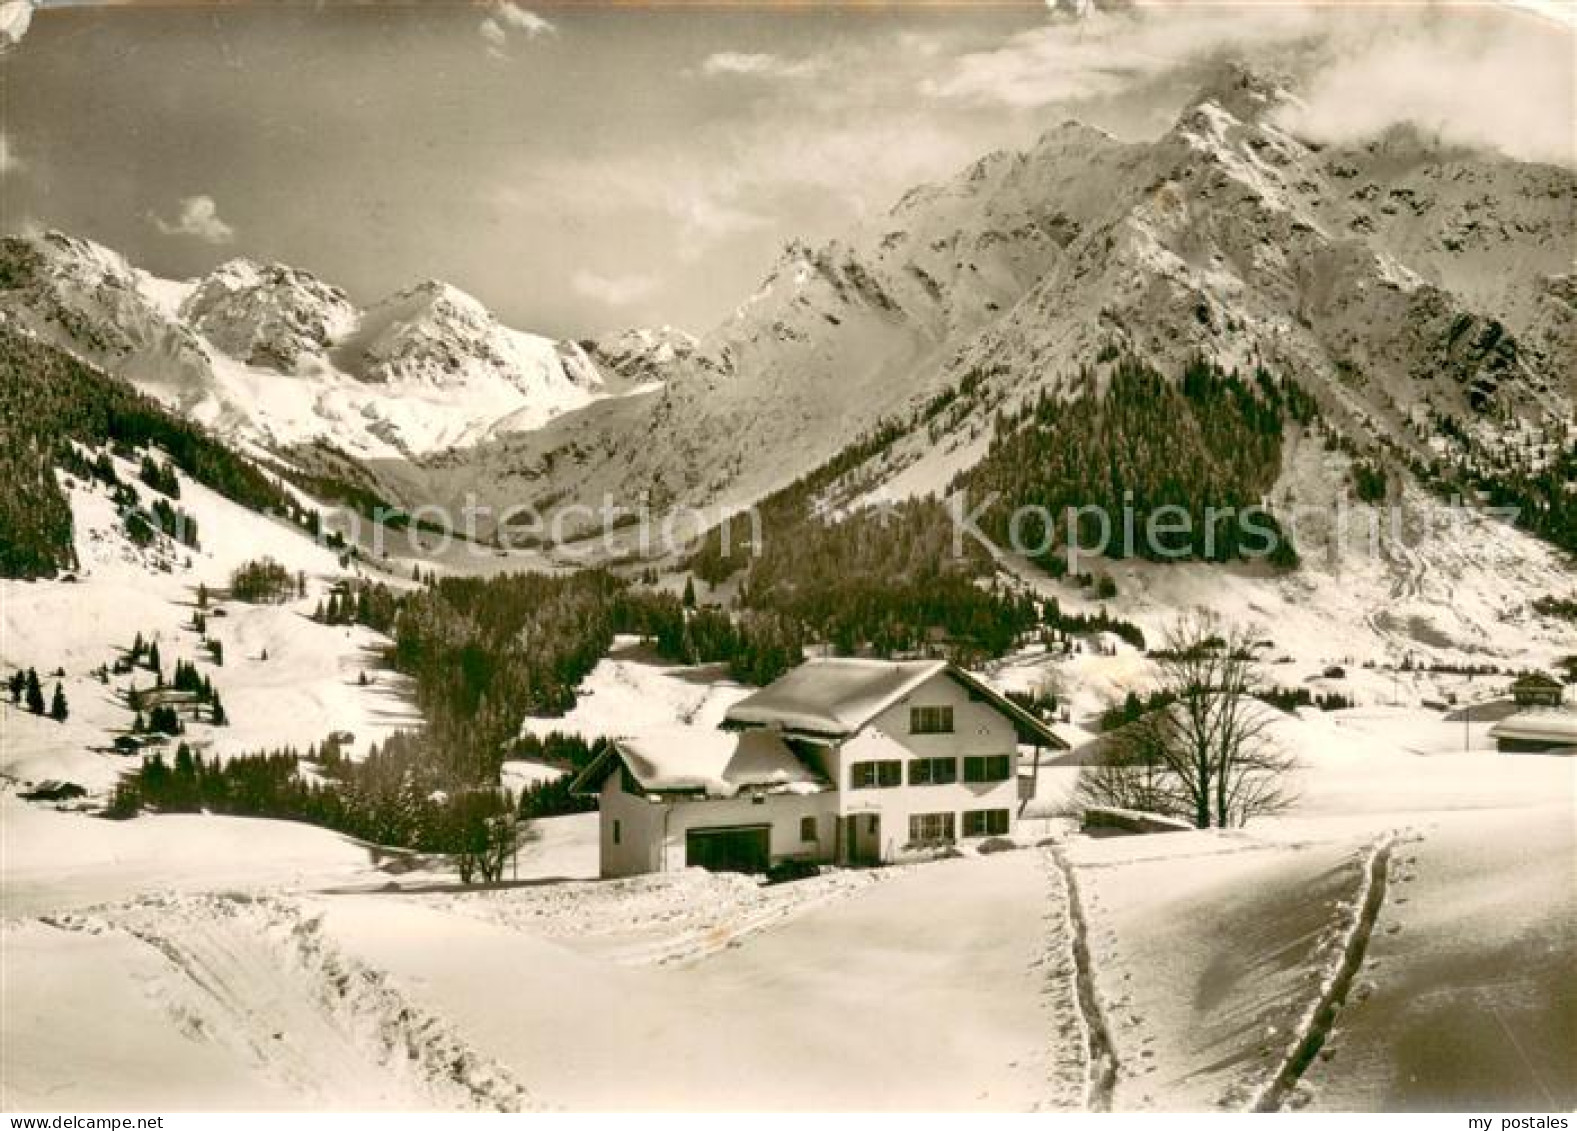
5;676;1572;1111
3;462;1573;1112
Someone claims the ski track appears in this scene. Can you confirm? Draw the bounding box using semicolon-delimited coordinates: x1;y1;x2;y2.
1044;847;1119;1112
1051;831;1418;1112
38;892;535;1112
1248;832;1400;1112
1033;851;1093;1112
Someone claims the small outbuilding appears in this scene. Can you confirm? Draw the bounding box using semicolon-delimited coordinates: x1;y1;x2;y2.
1488;710;1577;755
1510;672;1565;709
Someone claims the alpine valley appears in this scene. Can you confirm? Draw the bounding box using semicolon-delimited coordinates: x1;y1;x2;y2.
3;31;1576;1115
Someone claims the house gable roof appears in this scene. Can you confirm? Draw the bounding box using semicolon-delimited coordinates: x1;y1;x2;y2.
723;658;1067;748
570;725;828;798
1511;671;1563;691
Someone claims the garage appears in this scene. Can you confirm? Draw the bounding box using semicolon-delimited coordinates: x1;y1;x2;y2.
685;825;771;874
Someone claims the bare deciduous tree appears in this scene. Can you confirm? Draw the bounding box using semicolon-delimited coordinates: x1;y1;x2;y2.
1076;611;1296;828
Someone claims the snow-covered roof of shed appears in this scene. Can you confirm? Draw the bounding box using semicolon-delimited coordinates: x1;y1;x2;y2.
1488;709;1577;743
584;725;828;798
724;658;949;736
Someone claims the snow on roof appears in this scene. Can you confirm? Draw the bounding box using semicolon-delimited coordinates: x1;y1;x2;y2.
608;725;828;798
1488;710;1577;743
724;659;949;736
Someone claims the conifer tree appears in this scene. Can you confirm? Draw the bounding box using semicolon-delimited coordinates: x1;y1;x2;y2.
24;668;44;715
49;682;68;722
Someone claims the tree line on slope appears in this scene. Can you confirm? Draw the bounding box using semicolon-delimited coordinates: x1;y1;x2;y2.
0;328;320;579
962;355;1306;569
105;735;522;882
682;429;1097;661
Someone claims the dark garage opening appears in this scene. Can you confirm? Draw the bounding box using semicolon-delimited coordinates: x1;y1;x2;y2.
685;825;771;874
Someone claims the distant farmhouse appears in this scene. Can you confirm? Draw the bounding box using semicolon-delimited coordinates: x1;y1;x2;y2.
571;658;1066;878
1509;671;1565;709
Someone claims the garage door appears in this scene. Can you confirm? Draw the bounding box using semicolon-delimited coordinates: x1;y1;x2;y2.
685;825;771;874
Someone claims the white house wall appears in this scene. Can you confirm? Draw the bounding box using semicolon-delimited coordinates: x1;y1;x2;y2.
835;670;1022;858
597;772;666;878
654;791;839;873
597;771;838;878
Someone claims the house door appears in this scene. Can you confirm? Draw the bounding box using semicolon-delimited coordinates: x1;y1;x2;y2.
685;825;771;874
843;813;881;865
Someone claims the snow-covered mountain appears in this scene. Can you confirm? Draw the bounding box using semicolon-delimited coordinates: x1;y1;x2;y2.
0;233;672;460
436;65;1574;519
6;65;1572;532
179;258;359;373
581;326;700;392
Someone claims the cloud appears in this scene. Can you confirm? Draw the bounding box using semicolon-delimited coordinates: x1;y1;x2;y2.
0;133;19;177
571;269;660;308
695;51;824;80
926;3;1576;166
925;7;1319;109
480;2;553;58
154;195;236;243
1275;18;1576;166
0;0;31;54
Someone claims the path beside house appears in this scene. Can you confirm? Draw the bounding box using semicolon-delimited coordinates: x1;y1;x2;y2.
318;848;1081;1111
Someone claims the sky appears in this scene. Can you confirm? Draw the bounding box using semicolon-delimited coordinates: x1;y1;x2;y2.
1;1;1571;339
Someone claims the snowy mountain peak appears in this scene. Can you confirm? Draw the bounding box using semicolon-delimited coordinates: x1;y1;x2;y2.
1182;60;1297;125
349;278;534;386
396;278;492;321
180;258;358;373
584;325;700;390
32;230;138;282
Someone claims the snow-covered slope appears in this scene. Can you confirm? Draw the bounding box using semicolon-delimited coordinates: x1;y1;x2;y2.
0;234;651;460
0;442;420;795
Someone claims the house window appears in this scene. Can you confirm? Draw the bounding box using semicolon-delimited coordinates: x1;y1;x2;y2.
910;705;955;734
963;754;1012;783
962;809;1010;838
909;756;959;786
850;760;902;789
613;819;622;846
800;816;818;842
908;811;956;845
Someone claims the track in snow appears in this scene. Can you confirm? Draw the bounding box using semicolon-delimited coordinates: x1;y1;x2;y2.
1045;847;1120;1111
41;893;534;1112
1249;834;1397;1112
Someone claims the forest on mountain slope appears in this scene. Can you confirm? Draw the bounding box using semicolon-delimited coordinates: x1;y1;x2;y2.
0;327;318;578
961;355;1311;569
